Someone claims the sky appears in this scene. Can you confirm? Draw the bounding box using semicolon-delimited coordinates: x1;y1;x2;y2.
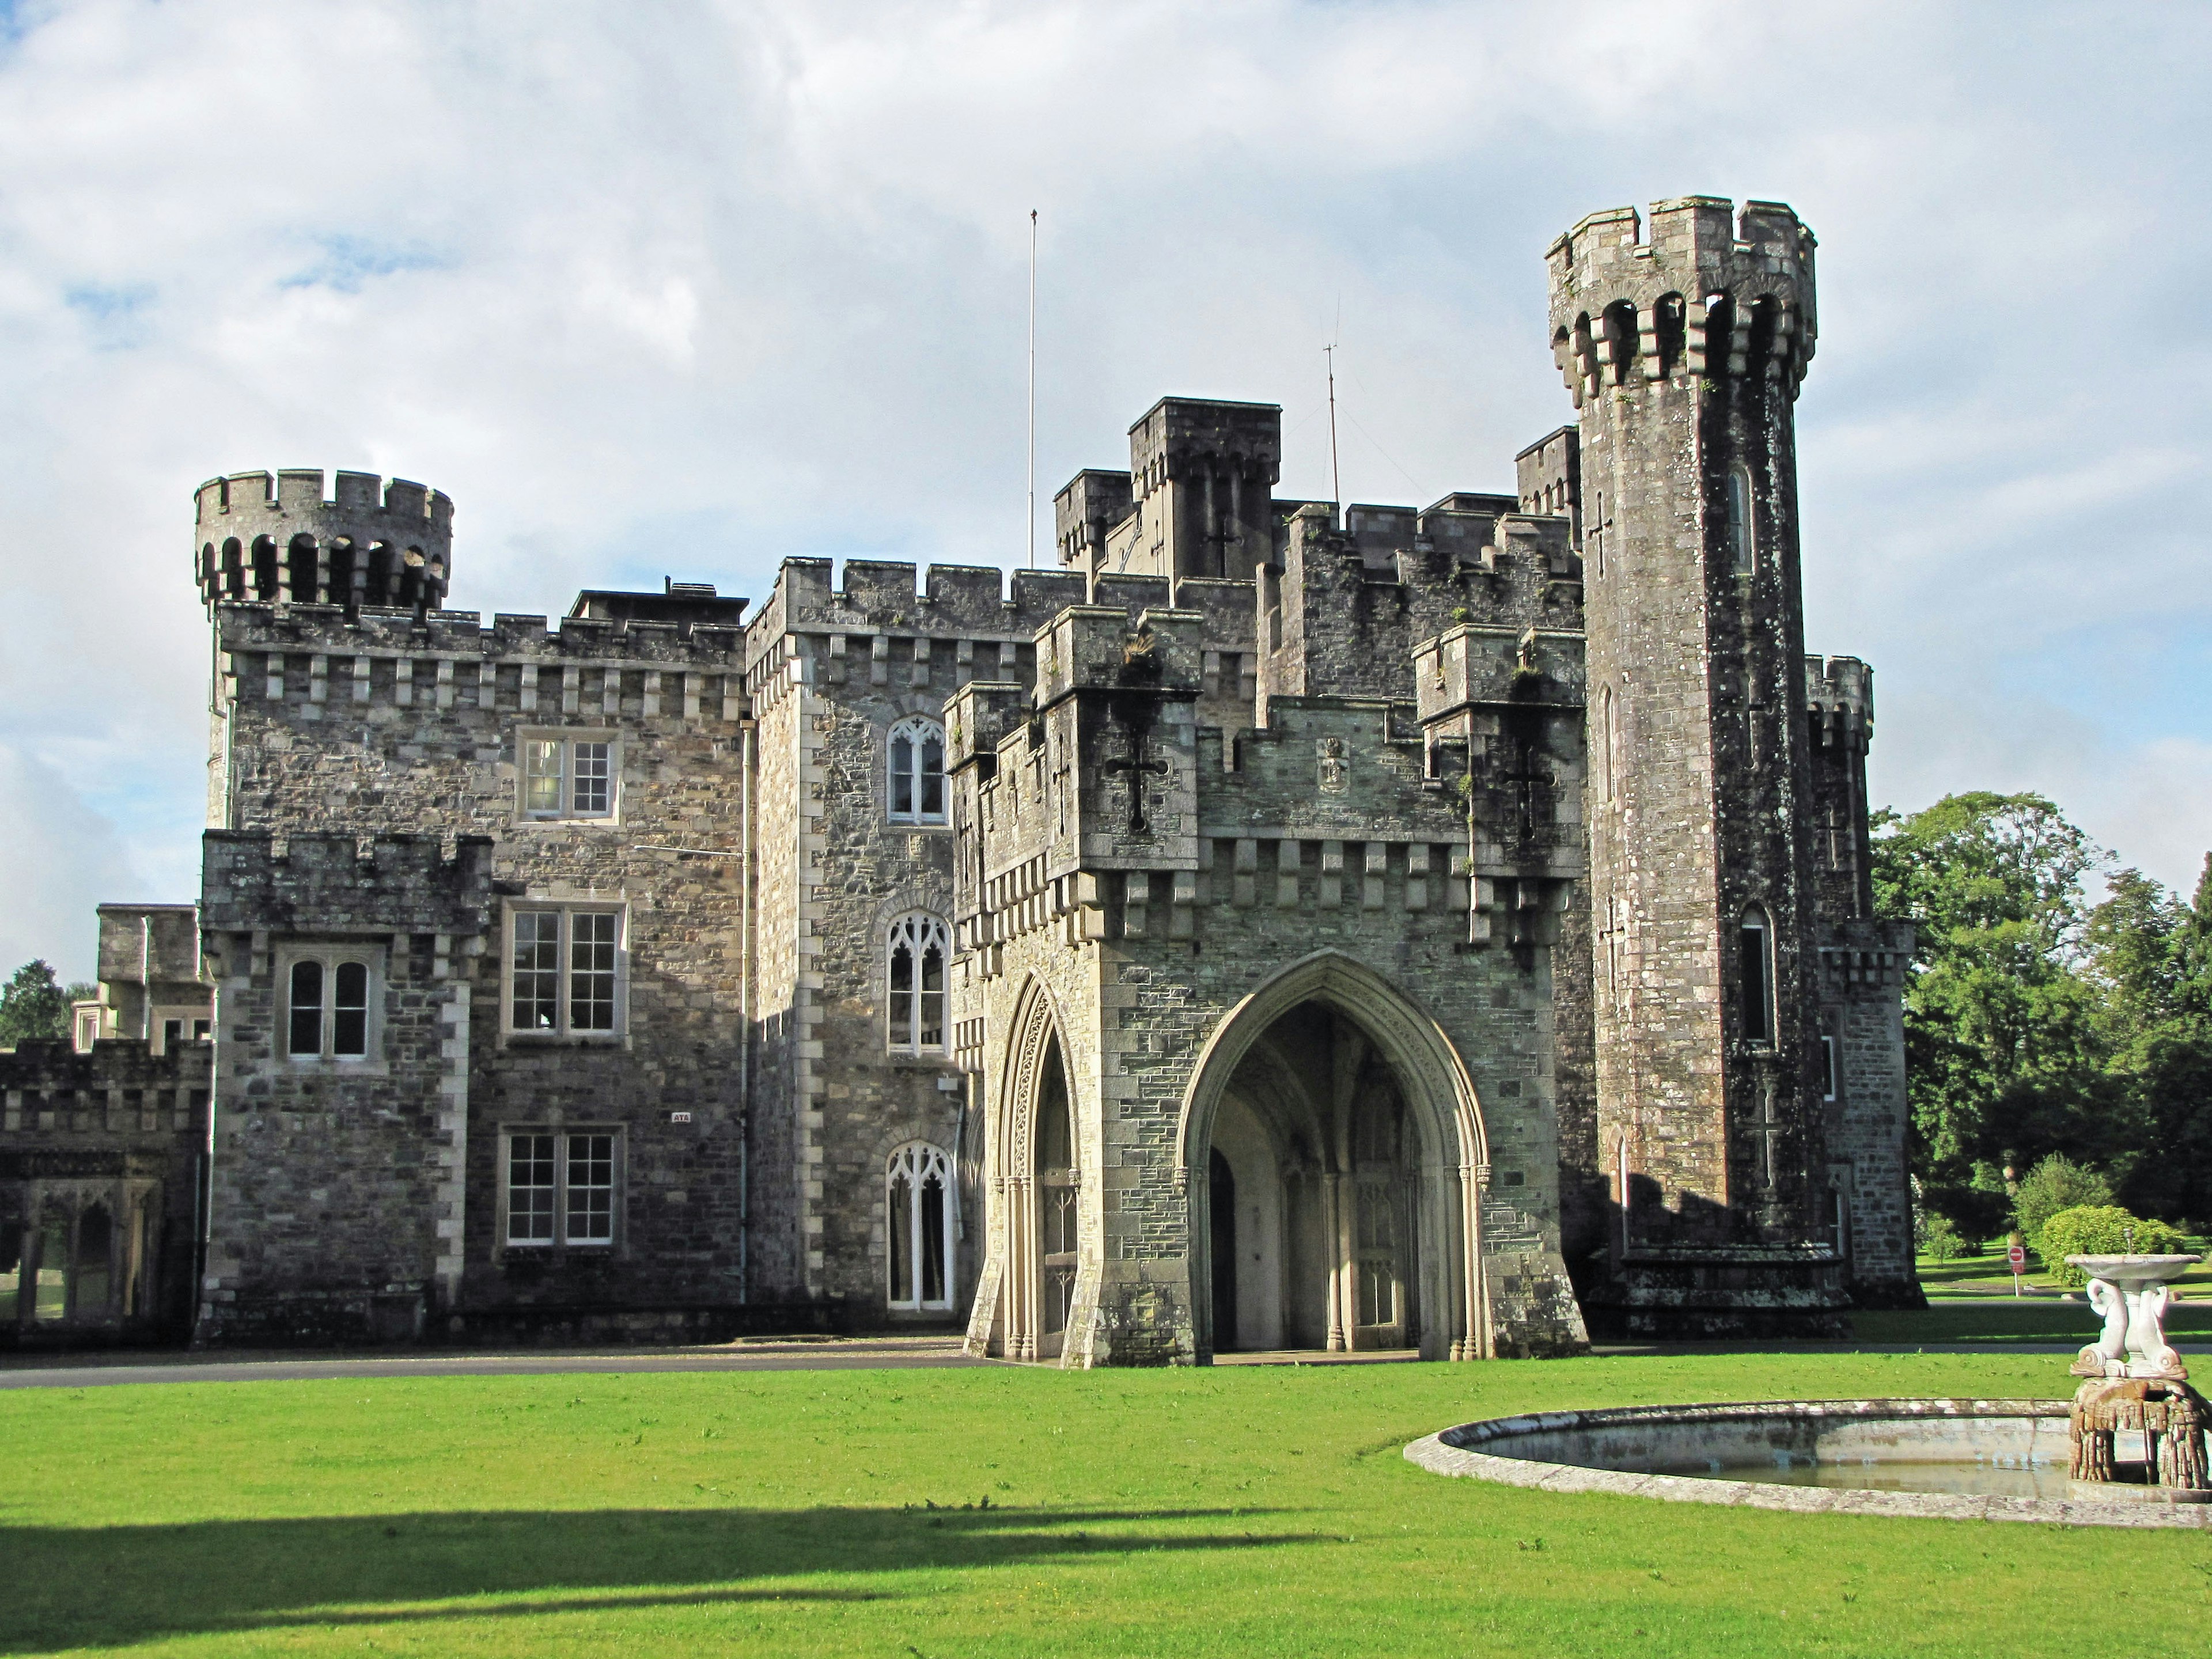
1;0;2207;980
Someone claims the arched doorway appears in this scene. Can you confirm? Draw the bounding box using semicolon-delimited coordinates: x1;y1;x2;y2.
1201;1006;1419;1351
1179;953;1491;1362
972;975;1086;1363
1209;1148;1237;1351
1033;1038;1077;1359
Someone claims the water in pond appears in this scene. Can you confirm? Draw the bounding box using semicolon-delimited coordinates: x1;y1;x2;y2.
1644;1454;2070;1500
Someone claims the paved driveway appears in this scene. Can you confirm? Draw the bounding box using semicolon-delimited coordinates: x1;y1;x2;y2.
0;1335;987;1388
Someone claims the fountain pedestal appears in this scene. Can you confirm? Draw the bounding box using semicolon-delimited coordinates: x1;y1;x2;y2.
2064;1254;2210;1501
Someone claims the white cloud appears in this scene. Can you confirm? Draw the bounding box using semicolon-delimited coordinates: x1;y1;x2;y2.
0;0;2209;975
0;743;143;982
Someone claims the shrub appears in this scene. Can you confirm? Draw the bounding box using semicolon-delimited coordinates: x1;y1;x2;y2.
2013;1155;2112;1258
2038;1205;2192;1287
1918;1216;1978;1261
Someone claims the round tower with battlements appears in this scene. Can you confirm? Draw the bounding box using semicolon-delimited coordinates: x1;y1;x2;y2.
194;469;454;612
1554;196;1843;1331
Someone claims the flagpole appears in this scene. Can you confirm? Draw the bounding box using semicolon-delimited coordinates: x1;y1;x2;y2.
1027;209;1038;569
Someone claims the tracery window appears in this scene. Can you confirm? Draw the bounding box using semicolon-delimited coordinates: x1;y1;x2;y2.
887;717;946;825
887;914;948;1054
887;1142;955;1310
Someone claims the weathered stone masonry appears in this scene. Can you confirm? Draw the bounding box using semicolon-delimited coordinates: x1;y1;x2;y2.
1;192;1916;1355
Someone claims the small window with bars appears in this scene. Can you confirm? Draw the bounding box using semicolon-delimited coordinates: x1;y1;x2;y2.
507;907;624;1037
503;1130;622;1248
518;733;619;820
281;951;378;1062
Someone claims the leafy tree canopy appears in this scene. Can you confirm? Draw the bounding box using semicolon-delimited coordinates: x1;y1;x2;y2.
1877;793;2212;1235
0;960;92;1047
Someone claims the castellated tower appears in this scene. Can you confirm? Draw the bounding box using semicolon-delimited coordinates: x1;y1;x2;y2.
1552;198;1849;1334
194;469;454;613
194;469;456;829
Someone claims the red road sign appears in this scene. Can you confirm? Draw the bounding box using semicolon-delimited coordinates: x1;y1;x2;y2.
2008;1243;2027;1272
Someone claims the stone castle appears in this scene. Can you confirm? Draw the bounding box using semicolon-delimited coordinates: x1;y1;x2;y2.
0;196;1917;1356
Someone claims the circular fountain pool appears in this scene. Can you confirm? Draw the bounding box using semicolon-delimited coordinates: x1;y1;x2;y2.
1406;1399;2212;1528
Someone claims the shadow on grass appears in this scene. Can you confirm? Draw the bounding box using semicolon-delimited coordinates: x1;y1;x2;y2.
2;1505;1317;1651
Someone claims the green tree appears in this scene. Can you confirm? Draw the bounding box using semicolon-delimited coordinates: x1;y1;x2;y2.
2010;1153;2112;1258
1870;793;2113;1237
0;959;88;1047
2082;855;2212;1228
2037;1205;2190;1288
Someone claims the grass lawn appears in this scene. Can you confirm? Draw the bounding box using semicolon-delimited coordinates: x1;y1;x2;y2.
1913;1244;2212;1301
4;1353;2210;1656
1853;1298;2212;1344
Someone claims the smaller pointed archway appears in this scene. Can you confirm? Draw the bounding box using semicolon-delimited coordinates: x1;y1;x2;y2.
967;975;1086;1363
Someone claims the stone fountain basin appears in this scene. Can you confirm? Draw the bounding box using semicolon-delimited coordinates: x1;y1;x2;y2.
1405;1399;2212;1529
2066;1254;2202;1286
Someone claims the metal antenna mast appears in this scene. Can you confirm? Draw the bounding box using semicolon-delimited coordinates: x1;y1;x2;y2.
1027;209;1038;569
1323;340;1342;525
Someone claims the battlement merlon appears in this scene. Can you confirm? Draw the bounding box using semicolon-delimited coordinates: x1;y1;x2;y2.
200;831;495;938
194;469;454;611
1804;653;1875;749
1127;397;1283;490
1545;197;1817;406
213;602;749;667
743;556;1089;675
1031;605;1206;711
944;680;1032;778
1055;469;1135;572
1414;624;1589;724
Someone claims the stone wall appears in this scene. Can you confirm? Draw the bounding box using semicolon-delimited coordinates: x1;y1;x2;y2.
206;599;755;1336
0;1037;209;1344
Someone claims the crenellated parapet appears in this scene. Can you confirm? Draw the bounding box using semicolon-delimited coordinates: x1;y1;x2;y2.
1547;197;1816;407
200;831;495;939
743;556;1090;688
1804;654;1874;751
212;604;751;724
195;469;454;611
1264;500;1583;713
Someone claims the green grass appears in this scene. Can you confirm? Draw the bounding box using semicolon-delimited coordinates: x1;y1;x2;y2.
1914;1244;2212;1300
1853;1298;2212;1344
2;1353;2209;1657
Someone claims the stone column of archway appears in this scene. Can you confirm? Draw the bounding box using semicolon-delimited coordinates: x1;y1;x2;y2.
1175;951;1492;1363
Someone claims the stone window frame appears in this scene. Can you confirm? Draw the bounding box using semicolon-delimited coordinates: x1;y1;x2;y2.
495;1125;628;1257
513;726;623;825
1738;904;1777;1049
1725;464;1756;575
499;901;630;1046
886;1140;957;1312
276;944;388;1071
885;715;948;827
149;1006;212;1056
885;912;950;1056
1599;683;1619;804
1819;1032;1839;1102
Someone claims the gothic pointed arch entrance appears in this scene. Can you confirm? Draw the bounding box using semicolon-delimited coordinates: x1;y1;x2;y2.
974;975;1082;1362
1177;952;1493;1362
